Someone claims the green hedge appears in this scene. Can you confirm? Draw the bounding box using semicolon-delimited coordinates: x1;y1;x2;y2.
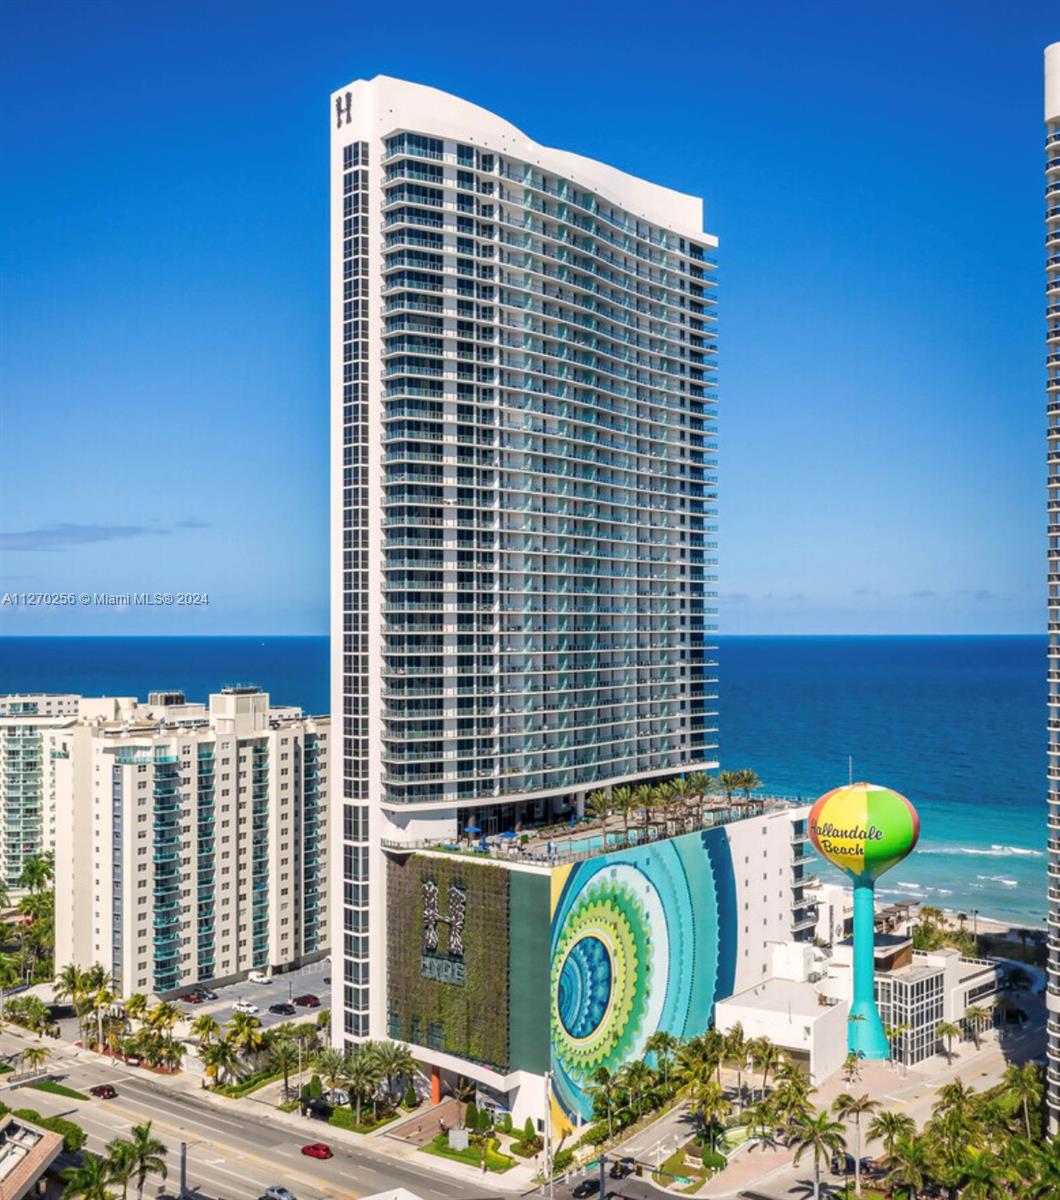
215;1069;282;1099
9;1108;86;1153
29;1080;89;1100
327;1108;397;1134
553;1148;574;1172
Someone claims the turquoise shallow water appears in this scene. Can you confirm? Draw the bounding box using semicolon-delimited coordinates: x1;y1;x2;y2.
0;634;1046;925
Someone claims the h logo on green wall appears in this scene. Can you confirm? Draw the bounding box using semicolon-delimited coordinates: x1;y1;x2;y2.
421;879;467;985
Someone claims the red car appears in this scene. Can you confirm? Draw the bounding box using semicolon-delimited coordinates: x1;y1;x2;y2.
90;1084;117;1099
293;994;320;1007
180;993;203;1003
301;1143;333;1160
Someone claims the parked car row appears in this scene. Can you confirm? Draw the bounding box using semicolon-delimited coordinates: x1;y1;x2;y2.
179;987;219;1004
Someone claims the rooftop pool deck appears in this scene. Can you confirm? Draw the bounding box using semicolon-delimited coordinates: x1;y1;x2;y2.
382;793;811;866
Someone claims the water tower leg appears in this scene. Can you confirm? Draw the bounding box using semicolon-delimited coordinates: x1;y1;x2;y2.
850;880;890;1060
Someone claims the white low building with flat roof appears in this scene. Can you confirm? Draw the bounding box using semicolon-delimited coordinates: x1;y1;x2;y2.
715;941;849;1083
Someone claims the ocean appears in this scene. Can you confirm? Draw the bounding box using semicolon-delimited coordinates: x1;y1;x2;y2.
0;634;1046;926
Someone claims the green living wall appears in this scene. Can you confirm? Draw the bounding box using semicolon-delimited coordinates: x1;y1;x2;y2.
387;853;511;1070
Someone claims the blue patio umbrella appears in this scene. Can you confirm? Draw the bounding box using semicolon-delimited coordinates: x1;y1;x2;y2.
479;835;488;851
499;830;517;840
464;824;481;834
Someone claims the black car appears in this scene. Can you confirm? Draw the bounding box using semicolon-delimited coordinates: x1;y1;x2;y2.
89;1084;117;1099
303;1098;332;1120
195;988;218;1001
572;1181;600;1198
269;1002;296;1016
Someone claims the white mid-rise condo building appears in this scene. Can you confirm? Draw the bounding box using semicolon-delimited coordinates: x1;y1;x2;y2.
4;688;331;996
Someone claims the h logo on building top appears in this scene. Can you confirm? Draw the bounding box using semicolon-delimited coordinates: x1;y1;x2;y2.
335;92;352;128
422;879;466;957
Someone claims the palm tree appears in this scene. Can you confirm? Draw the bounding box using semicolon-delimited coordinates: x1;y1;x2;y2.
61;1155;117;1200
632;783;654;840
226;1010;265;1057
867;1109;915;1159
343;1047;383;1125
771;1062;815;1139
1003;1062;1042;1140
0;952;19;1021
717;770;743;810
685;771;714;826
884;1134;932;1200
21;1043;48;1075
963;1005;991;1050
316;1047;347;1097
832;1093;880;1197
749;1037;780;1103
269;1038;300;1099
585;789;610;826
122;993;148;1025
935;1020;961;1064
724;1023;748;1111
588;1066;621;1139
792;1109;847;1200
146;1001;181;1051
104;1139;136;1200
373;1040;416;1105
89;980;115;1050
644;1030;677;1089
200;1038;242;1088
667;777;695;831
124;1122;167;1200
691;1079;730;1153
190;1013;221;1048
19;852;54;894
735;768;763;804
54;962;88;1009
617;1059;655;1118
745;1099;780;1150
609;785;635;846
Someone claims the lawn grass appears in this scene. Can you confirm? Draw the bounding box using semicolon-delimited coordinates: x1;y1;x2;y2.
423;1133;514;1173
652;1145;709;1191
28;1080;89;1100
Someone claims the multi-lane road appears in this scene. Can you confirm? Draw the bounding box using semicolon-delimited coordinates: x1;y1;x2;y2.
0;1037;491;1200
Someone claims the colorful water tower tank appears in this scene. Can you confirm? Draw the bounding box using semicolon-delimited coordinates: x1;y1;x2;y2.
808;782;920;1060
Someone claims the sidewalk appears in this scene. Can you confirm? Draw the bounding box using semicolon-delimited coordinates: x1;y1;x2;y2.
32;1036;538;1193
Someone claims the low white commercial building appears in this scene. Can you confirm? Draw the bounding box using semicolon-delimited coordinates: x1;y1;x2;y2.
49;687;328;995
715;942;849;1084
825;934;1000;1067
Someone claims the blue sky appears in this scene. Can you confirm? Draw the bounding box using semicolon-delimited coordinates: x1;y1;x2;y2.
1;0;1056;635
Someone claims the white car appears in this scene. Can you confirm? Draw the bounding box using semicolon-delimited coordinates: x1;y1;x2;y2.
326;1088;349;1106
263;1188;295;1200
233;1000;259;1015
247;970;271;985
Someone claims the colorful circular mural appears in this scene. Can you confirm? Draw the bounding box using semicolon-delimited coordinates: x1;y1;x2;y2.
549;833;737;1122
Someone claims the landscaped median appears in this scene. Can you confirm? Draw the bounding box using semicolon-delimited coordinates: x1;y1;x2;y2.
423;1132;516;1173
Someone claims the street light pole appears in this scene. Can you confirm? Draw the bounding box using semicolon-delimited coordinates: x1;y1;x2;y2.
180;1139;204;1199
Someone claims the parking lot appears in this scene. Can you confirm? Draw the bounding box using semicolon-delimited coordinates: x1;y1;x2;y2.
51;958;332;1043
174;958;331;1031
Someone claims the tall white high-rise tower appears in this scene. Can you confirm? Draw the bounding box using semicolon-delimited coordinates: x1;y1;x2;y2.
1045;39;1060;1135
328;77;719;1049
